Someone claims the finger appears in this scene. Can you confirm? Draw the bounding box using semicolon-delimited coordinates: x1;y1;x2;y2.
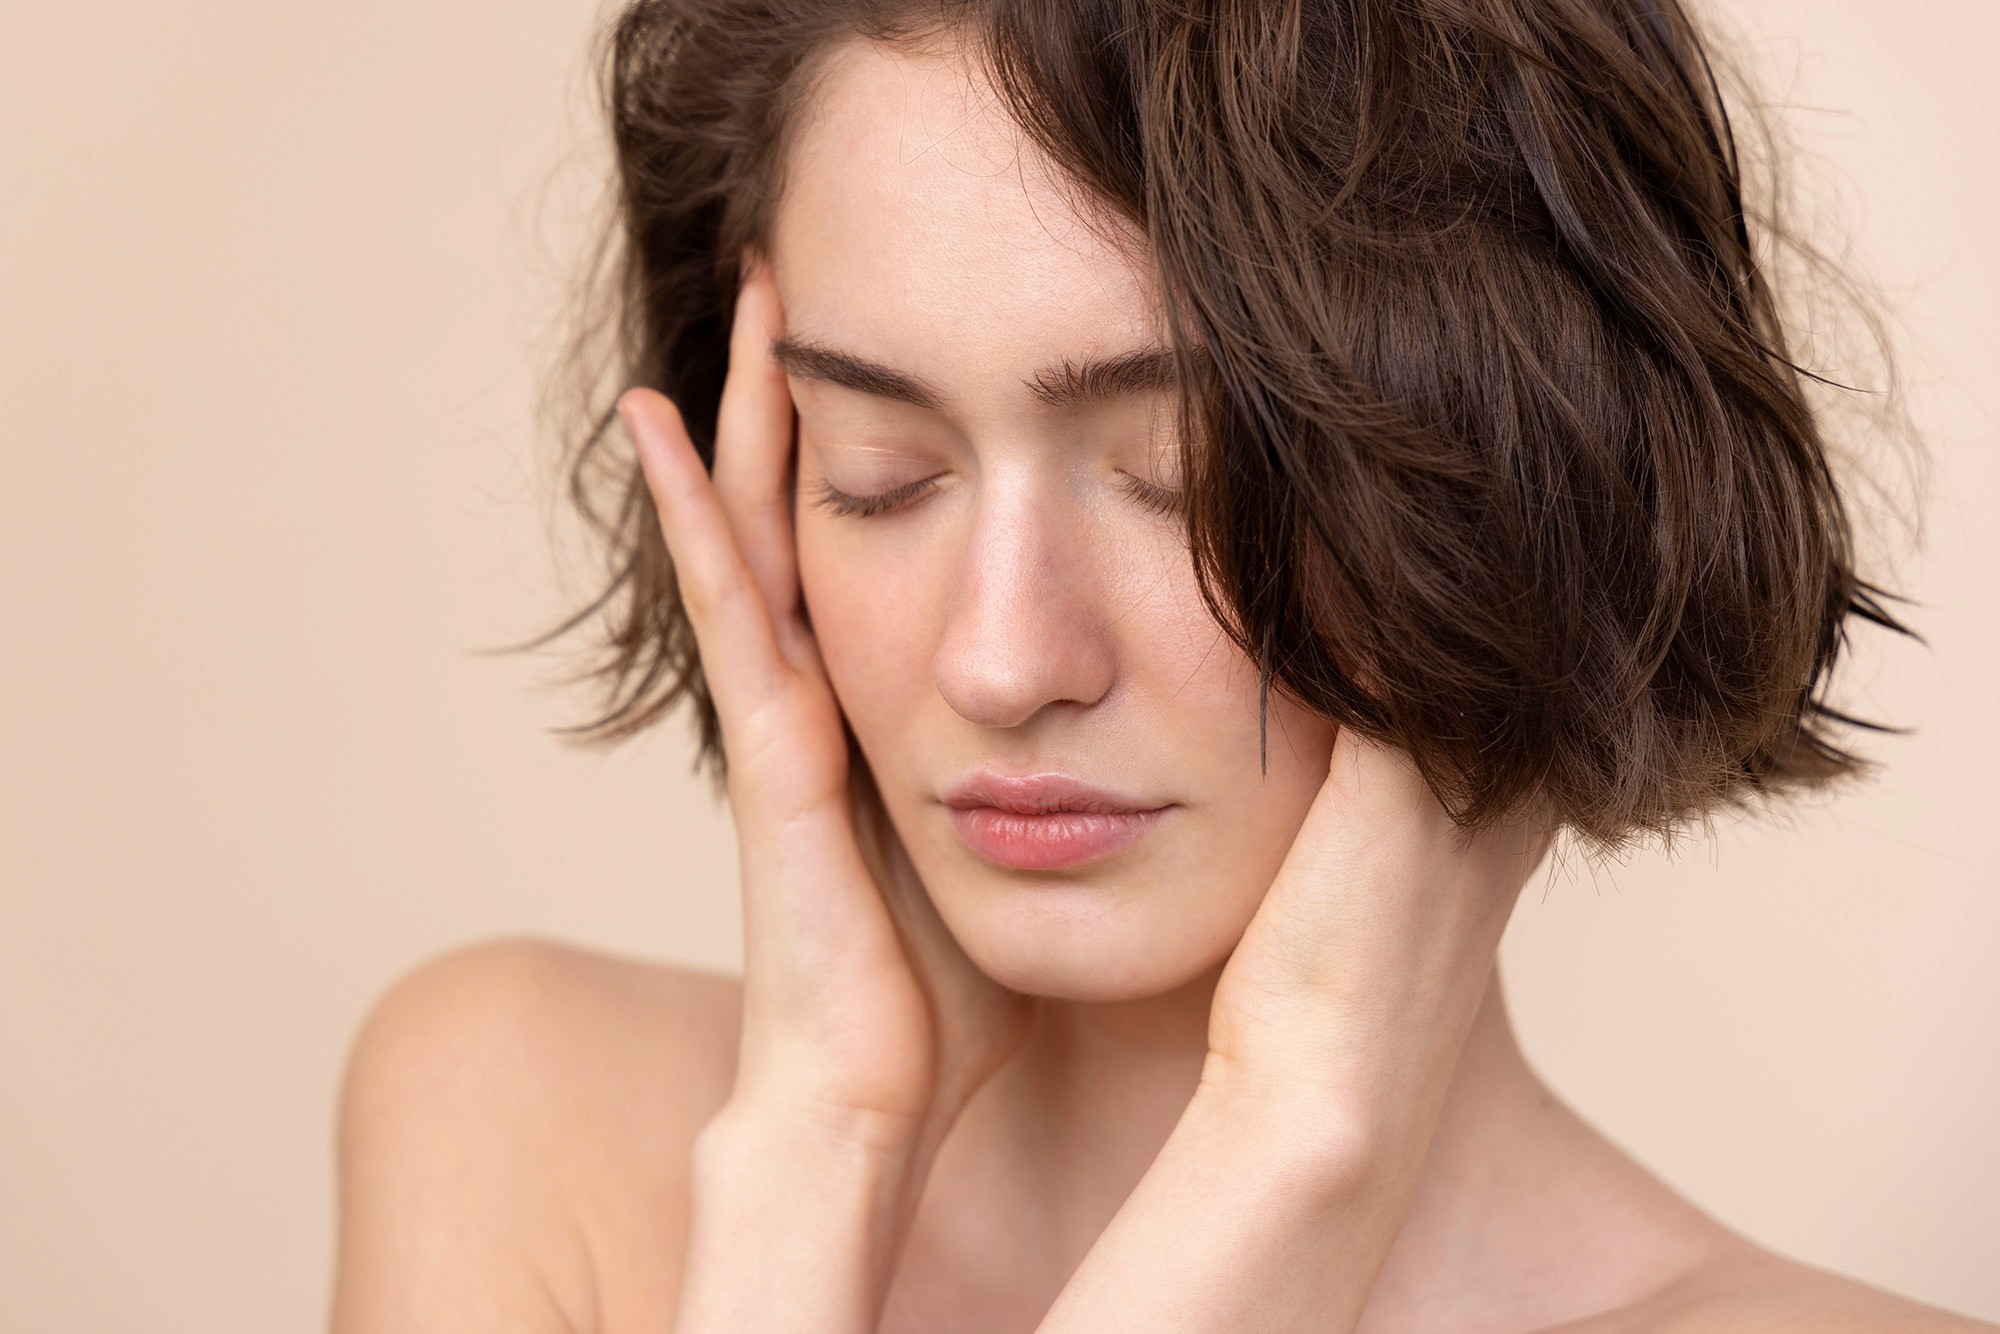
710;255;805;644
1308;728;1443;852
1309;728;1546;897
619;385;788;724
1268;731;1472;943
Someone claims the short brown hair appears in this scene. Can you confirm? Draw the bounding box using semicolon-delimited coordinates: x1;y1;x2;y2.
524;0;1912;850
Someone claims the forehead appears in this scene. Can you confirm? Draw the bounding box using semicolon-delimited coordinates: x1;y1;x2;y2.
768;36;1163;398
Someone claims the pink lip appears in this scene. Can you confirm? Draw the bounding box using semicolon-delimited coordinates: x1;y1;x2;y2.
941;771;1173;871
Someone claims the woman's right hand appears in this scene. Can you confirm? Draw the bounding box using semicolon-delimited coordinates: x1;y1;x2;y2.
619;254;1032;1325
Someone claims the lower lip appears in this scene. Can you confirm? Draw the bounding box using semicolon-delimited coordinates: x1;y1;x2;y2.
947;806;1170;871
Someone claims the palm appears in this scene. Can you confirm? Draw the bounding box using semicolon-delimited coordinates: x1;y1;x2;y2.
1203;732;1550;1087
626;254;1030;1137
842;749;1035;1121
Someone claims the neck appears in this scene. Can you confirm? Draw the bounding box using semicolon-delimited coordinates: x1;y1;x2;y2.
956;960;1552;1278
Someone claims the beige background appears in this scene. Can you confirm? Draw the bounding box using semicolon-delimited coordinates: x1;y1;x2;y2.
2;0;1995;1328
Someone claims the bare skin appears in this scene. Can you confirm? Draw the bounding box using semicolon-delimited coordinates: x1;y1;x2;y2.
331;33;1993;1334
330;942;1989;1332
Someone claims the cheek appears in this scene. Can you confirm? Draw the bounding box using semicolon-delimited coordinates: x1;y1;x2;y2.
1134;559;1338;877
795;517;938;754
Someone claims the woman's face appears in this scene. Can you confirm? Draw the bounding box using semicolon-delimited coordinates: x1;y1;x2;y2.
772;36;1338;1002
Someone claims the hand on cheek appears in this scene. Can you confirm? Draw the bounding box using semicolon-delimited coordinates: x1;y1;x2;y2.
1204;727;1553;1161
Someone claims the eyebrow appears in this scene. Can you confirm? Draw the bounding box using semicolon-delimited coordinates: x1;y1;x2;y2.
768;335;1179;412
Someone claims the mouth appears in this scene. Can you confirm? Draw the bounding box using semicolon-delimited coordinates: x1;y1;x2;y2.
940;771;1173;871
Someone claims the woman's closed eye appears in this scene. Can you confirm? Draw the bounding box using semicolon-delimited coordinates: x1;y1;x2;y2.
805;471;1186;520
807;474;939;519
1118;471;1186;518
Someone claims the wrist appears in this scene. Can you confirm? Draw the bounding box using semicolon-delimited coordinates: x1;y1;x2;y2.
1034;1062;1420;1333
1190;1053;1421;1205
694;1093;920;1188
676;1101;925;1333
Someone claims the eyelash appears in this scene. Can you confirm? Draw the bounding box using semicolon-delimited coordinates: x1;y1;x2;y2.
807;476;938;519
1120;472;1187;518
807;473;1186;520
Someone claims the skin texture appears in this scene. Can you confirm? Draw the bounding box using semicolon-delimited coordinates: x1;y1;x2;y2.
328;34;1996;1334
777;38;1338;1004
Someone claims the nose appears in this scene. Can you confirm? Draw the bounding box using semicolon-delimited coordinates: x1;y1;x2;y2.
932;492;1118;730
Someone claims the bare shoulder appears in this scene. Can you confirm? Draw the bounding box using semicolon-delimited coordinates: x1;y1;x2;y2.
1546;1242;1998;1332
330;936;742;1334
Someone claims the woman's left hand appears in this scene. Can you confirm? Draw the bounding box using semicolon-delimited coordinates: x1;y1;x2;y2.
1205;725;1552;1160
1037;726;1553;1333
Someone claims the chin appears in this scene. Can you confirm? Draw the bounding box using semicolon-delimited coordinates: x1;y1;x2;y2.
931;876;1242;1003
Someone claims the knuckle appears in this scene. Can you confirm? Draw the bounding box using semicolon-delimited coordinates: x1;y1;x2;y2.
679;557;756;627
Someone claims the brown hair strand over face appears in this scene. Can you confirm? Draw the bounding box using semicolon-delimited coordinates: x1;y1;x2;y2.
510;0;1916;854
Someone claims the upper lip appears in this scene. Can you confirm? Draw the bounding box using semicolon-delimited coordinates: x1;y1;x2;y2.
940;770;1168;816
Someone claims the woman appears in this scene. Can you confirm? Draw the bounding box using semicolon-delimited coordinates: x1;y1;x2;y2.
331;0;1989;1329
